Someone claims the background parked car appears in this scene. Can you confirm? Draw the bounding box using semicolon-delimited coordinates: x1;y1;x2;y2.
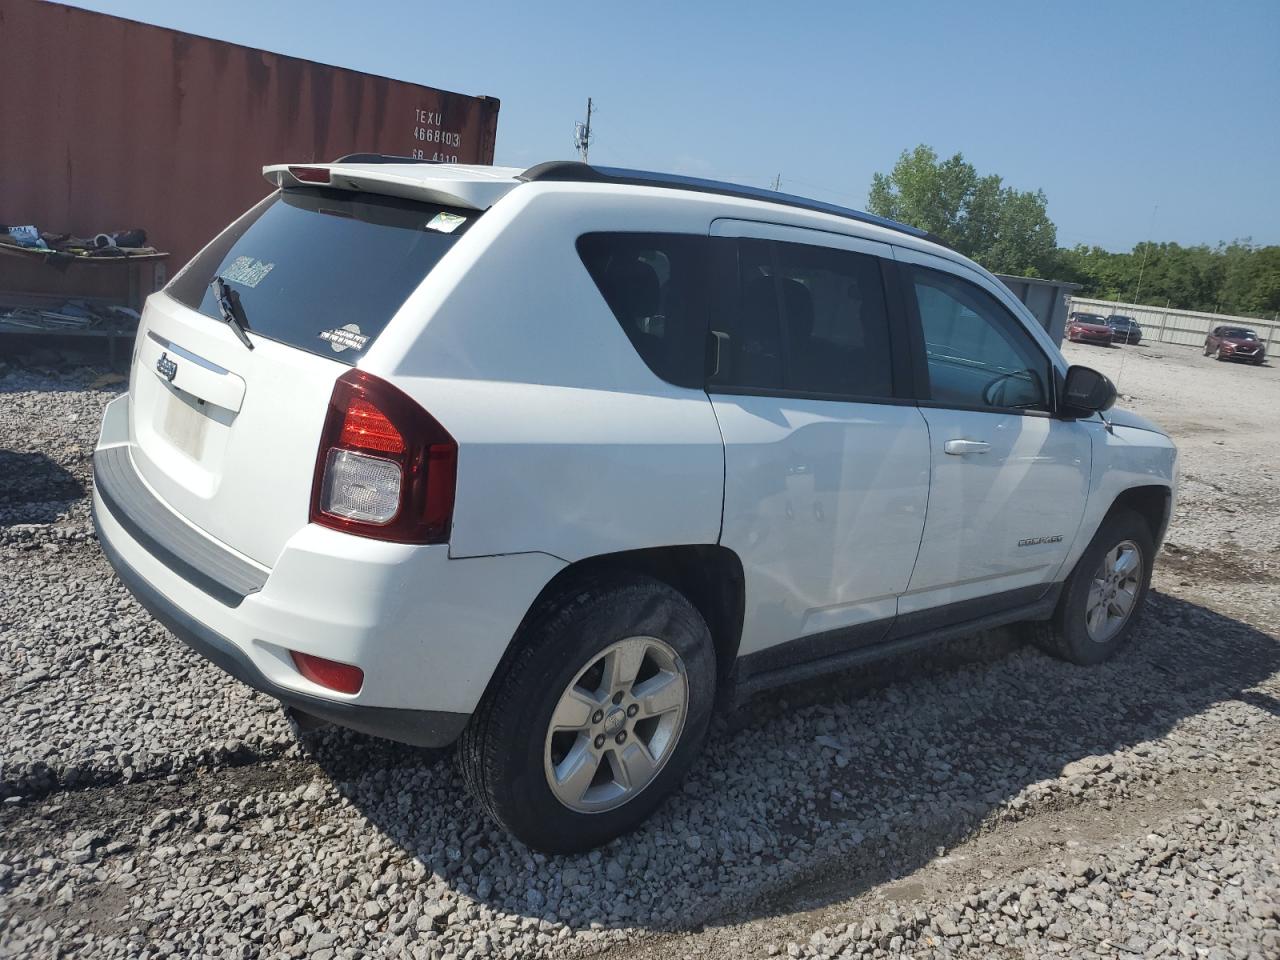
1106;314;1143;344
1204;325;1267;364
1066;312;1114;346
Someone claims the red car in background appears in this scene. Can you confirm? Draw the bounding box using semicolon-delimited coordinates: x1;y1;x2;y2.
1204;325;1267;364
1066;312;1114;346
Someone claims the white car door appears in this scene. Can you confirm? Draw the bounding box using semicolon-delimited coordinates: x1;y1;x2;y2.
893;248;1091;615
706;220;931;661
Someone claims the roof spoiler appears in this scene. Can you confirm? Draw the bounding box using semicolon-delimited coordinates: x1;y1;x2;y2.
262;163;515;211
330;153;437;165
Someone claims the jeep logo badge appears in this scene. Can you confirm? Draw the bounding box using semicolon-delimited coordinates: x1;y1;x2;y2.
156;351;178;382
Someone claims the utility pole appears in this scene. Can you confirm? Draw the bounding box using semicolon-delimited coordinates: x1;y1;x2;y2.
574;98;593;162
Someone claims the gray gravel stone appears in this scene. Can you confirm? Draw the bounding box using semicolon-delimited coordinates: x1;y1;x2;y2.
2;340;1279;960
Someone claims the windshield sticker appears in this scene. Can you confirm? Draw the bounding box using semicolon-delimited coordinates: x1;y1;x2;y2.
426;212;467;234
221;255;275;288
319;323;369;353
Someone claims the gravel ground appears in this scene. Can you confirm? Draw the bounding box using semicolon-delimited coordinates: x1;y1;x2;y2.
1;341;1277;959
0;366;294;798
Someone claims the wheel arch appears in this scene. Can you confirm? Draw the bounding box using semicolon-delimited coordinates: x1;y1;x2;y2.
506;544;746;692
1108;484;1173;548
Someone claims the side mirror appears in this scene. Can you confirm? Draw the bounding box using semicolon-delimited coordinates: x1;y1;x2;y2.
1060;365;1117;418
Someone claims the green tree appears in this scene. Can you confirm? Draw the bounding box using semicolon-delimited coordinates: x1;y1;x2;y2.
983;186;1059;278
1053;245;1133;300
867;145;1058;277
1057;240;1280;317
869;144;1280;318
1220;241;1280;316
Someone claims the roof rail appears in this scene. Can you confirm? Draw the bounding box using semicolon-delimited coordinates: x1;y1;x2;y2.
519;161;948;248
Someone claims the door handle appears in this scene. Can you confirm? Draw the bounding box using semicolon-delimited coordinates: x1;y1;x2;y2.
944;439;991;455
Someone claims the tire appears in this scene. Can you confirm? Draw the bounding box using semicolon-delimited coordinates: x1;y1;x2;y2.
1027;508;1154;666
457;574;717;852
1203;342;1213;356
1216;347;1226;361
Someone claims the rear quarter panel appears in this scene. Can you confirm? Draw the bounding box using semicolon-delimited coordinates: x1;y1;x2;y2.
361;185;727;561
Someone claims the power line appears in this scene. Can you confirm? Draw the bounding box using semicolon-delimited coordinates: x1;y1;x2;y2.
775;175;869;204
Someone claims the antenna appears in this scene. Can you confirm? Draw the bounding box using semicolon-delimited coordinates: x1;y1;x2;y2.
1130;202;1158;307
771;173;782;191
573;97;593;162
1112;201;1159;403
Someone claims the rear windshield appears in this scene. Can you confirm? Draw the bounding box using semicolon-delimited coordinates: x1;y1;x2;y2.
166;187;476;361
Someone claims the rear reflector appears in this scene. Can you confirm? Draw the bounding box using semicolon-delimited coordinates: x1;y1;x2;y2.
310;369;457;543
290;651;364;694
288;165;331;184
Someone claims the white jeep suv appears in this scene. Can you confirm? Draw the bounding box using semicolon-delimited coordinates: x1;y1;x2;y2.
93;158;1178;852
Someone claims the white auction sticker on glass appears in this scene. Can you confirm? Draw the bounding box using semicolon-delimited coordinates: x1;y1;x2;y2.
319;323;369;353
221;255;274;288
426;212;467;234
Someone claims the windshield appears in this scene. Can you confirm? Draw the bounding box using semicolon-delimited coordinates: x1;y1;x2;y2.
1107;316;1134;325
166;187;476;362
1074;315;1106;324
1222;328;1257;339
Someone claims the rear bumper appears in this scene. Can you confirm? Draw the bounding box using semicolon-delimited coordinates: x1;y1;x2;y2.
92;394;565;747
95;512;469;746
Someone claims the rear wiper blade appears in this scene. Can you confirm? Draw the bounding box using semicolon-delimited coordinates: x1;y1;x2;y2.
210;277;254;350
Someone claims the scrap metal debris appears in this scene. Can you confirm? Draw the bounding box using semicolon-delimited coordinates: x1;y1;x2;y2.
0;300;140;333
1;224;156;259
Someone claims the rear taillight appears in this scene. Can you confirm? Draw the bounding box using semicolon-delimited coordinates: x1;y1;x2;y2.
310;370;457;543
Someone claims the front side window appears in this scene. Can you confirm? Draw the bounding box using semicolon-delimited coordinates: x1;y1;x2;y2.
709;237;894;399
576;233;709;388
910;266;1051;411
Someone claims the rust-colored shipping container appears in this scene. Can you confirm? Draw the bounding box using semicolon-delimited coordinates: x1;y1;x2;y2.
0;0;500;277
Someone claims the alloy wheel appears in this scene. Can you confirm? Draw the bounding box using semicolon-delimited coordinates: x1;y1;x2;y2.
543;636;689;813
1085;540;1143;643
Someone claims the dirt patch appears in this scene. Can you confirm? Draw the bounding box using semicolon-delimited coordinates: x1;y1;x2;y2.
1159;542;1279;584
0;759;314;852
604;757;1256;960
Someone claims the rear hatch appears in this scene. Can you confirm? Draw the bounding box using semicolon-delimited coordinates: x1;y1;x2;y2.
127;184;481;567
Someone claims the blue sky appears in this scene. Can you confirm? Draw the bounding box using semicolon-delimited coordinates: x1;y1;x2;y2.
64;0;1279;251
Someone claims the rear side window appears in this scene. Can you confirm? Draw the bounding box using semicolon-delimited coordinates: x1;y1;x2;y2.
576;233;709;389
166;187;476;362
709;237;894;399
